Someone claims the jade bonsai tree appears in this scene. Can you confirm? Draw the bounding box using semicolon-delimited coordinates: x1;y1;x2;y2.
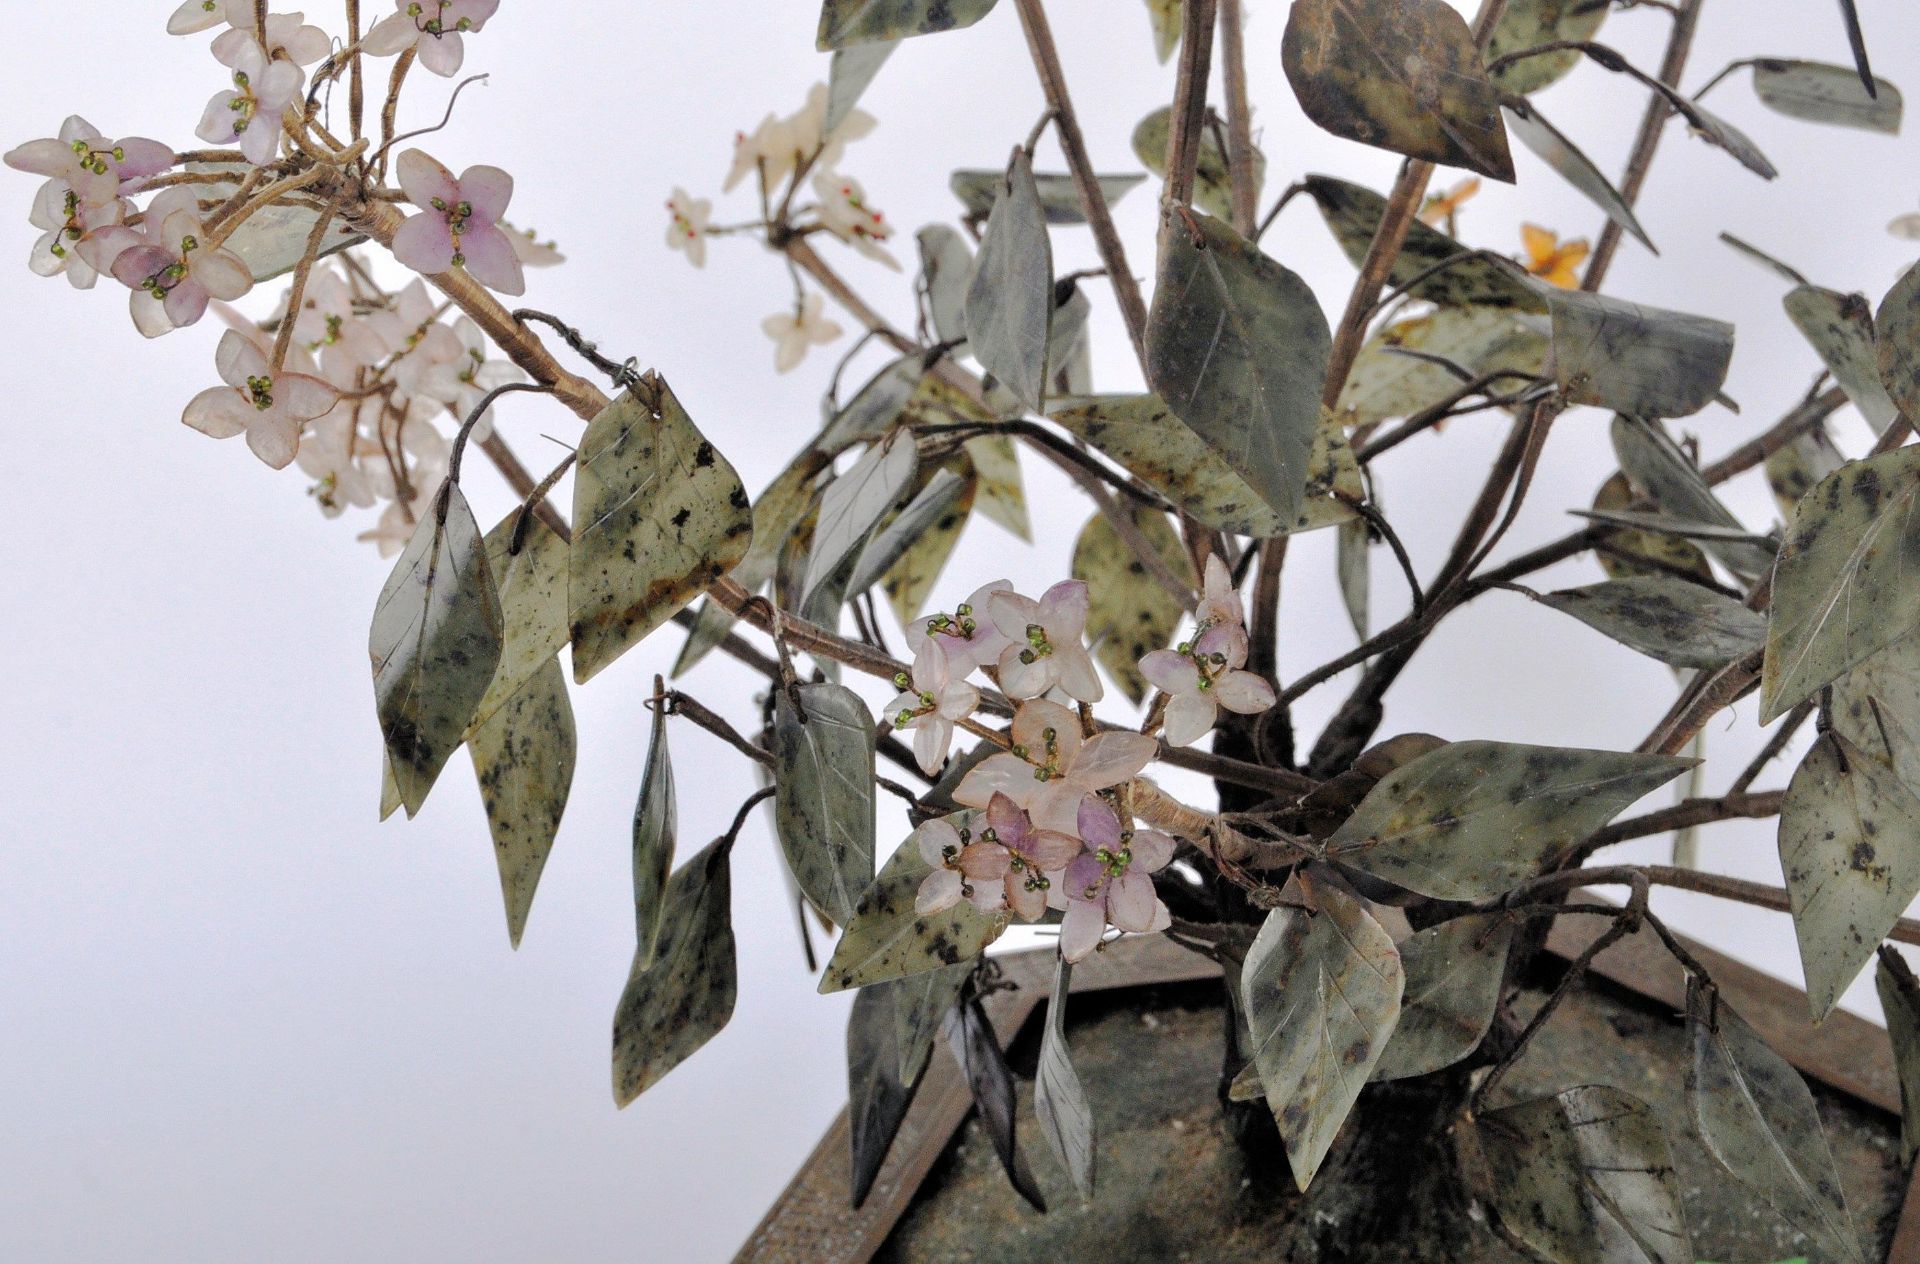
13;0;1920;1257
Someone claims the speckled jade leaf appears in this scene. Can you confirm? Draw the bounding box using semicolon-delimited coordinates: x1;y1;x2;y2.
1049;394;1283;536
880;468;975;623
823;356;925;455
370;482;503;818
1612;416;1775;580
1241;881;1403;1190
1545;289;1732;418
611;839;737;1107
848;467;971;599
848;975;929;1207
1876;949;1920;1166
1304;176;1541;310
1832;636;1920;795
816;0;998;49
1686;979;1866;1263
1282;0;1514;180
1485;0;1607;95
470;512;570;733
467;658;574;949
632;689;676;969
947;170;1146;225
1751;59;1902;133
1147;212;1331;526
962;432;1030;540
1036;956;1094;1200
892;961;971;1086
1765;424;1847;519
1474;1085;1691;1264
1072;506;1191;705
1326;741;1693;900
820;832;1009;993
569;376;751;684
774;682;876;927
1878;261;1920;426
916;225;973;343
802;433;918;608
1131;105;1265;222
1590;472;1715;586
1503;99;1654;251
1779;731;1920;1021
1371;913;1513;1082
1540;577;1767;669
964;150;1053;413
1760;445;1920;720
1784;285;1898;433
1335;306;1549;429
826;40;895;133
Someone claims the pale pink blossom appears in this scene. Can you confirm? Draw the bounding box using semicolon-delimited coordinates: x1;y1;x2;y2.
25;181;128;288
983;792;1082;922
884;638;979;775
285;265;387;369
195;43;303;166
363;0;499;76
417;315;523;440
761;292;842;373
955;699;1157;834
1055;797;1174;963
5;116;173;207
913;813;1011;916
213;12;332;67
503;222;565;267
990;580;1102;703
905;579;1015;672
183;328;340;468
390;150;524;295
665;187;711;267
723;84;874;195
812;169;898;269
724;114;800;194
1194;554;1246;637
296;407;379;517
169;0;251;35
788;83;877;173
1139;555;1274;746
86;186;253;336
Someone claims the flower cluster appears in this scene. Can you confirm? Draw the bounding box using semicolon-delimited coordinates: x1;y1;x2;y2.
1140;556;1277;747
669;82;897;373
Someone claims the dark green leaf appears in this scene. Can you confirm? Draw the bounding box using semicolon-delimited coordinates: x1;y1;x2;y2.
1682;96;1778;180
774;682;876;925
1784;286;1898;433
1539;577;1767;669
1132;105;1265;223
1760;445;1920;720
1485;0;1608;95
947;169;1146;225
1049;394;1282;536
964;150;1054;412
1779;731;1920;1020
1874;948;1920;1166
1146;212;1331;525
944;995;1047;1212
1612;416;1775;579
1036;956;1094;1199
1751;58;1902;133
1372;914;1513;1082
817;0;998;49
1545;289;1733;418
820;831;1008;992
848;977;928;1207
1072;506;1190;704
568;375;752;684
1474;1084;1691;1264
632;689;676;968
1327;741;1693;900
1304;175;1542;310
802;433;918;606
1241;881;1403;1189
1686;979;1866;1263
826;41;895;133
1503;99;1654;251
1282;0;1514;181
370;482;503;818
468;658;574;949
612;839;737;1106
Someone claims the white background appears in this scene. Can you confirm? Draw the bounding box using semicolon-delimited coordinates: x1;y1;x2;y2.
5;2;1920;1260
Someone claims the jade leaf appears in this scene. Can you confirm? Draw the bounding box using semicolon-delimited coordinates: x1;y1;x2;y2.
1539;577;1767;669
820;831;1008;993
1875;948;1920;1166
802;432;918;607
1485;0;1607;96
1304;175;1541;310
947;170;1145;225
1371;913;1513;1082
916;224;973;343
632;688;676;969
826;41;895;133
1612;416;1775;580
1879;260;1920;426
848;976;928;1207
774;681;877;926
1784;285;1898;434
1035;955;1094;1199
468;657;574;949
1072;505;1190;704
881;467;975;623
944;996;1046;1211
1751;58;1902;133
964;149;1053;412
1590;471;1715;587
817;0;998;49
1502;98;1654;252
611;839;737;1106
1544;288;1733;418
470;511;570;733
1132;105;1264;223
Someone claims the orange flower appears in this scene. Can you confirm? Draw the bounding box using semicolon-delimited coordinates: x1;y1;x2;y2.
1521;223;1590;288
1417;177;1480;231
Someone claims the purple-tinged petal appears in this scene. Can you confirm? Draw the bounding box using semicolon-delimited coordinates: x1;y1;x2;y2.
192;248;254;301
1068;731;1157;790
195;93;242;146
953;753;1035;809
1037;580;1090;639
958;841;1012;882
911;636;949;694
130;289;176;338
996;644;1054;700
246;410;301;469
1059;897;1106;964
986;792;1028;848
1022;829;1082;872
454;223;525;295
1029;782;1086;837
1140;649;1200;695
181;384;248;438
162;279;210;328
215;329;266;386
457;165;514;223
417;29;465;76
238;119;281;167
391;212;457;275
3;139;74;177
448;0;501;28
1005;875;1048;922
1108;871;1159;933
988;590;1040;641
1161;691;1217;747
396;149;459;210
912;717;950;775
1131;829;1176;873
169;0;230;34
278;372;341;421
1054;645;1104;704
916;866;963;915
1077;796;1121;850
1215;670;1276;715
916;818;962;868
